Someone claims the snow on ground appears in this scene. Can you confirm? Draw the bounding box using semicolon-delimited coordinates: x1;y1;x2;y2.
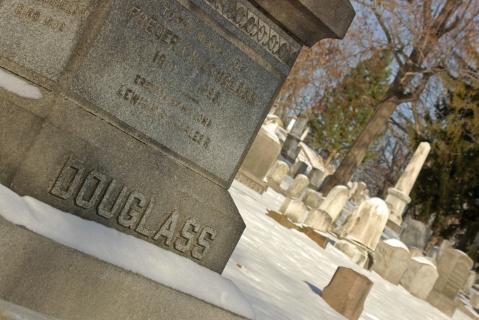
0;180;472;320
224;181;461;320
0;184;254;319
0;67;42;99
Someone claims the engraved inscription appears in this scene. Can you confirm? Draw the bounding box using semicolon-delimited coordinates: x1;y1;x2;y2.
203;0;297;64
70;0;285;182
50;157;217;260
0;0;93;80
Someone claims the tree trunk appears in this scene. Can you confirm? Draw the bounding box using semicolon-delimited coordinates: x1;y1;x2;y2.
319;94;399;194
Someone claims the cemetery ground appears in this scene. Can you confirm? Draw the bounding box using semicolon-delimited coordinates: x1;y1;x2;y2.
224;181;472;320
0;179;472;320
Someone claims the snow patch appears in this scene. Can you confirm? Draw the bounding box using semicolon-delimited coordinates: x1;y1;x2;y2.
384;238;409;250
412;256;436;267
0;184;254;319
0;68;43;99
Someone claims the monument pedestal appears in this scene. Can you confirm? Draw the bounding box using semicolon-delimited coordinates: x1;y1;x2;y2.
385;187;411;233
0;217;247;320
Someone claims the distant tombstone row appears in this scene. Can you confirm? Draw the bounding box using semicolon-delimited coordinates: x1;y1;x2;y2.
427;247;474;316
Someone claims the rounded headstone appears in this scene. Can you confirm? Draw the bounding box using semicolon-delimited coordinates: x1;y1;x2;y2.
372;239;410;284
302;189;323;209
319;185;349;222
342;198;390;250
267;160;289;185
400;257;438;299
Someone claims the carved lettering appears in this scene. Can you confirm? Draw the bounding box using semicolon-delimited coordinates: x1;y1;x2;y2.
154;210;179;246
49;157;218;260
118;191;147;229
50;157;85;199
98;179;129;218
175;218;201;253
192;226;217;260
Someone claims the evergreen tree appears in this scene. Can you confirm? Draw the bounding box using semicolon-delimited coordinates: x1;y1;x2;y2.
410;73;479;256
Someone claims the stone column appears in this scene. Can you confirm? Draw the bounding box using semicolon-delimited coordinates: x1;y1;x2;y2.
386;142;431;232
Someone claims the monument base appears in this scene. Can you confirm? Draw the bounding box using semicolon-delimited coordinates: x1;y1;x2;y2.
335;239;370;269
386;218;403;234
235;170;268;194
427;290;457;317
0;216;248;320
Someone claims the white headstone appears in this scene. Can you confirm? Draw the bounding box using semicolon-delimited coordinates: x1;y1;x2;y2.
286;174;309;198
267;160;289;186
302;189;324;209
280;198;309;224
304;209;332;232
372;239;410;284
342;198;390;250
319;185;350;222
400;257;439;299
335;240;369;268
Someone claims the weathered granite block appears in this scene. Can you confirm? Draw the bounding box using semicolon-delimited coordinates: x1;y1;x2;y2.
0;99;43;185
0;217;246;320
67;0;299;186
0;0;96;81
10;99;244;273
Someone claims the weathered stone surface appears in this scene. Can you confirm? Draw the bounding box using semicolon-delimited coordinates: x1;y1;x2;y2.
309;167;327;189
286;174;309;198
0;99;43;185
68;0;299;186
432;248;473;299
400;257;438;300
400;217;430;250
303;209;332;232
372;239;410;285
350;182;368;205
1;299;59;320
251;0;356;45
0;0;96;81
279;198;308;224
427;290;458;317
471;291;479;309
427;248;473;316
341;198;389;250
319;185;349;222
302;189;323;209
0;217;246;320
266;160;289;187
9;100;244;273
321;266;373;320
236;125;281;193
335;240;369;268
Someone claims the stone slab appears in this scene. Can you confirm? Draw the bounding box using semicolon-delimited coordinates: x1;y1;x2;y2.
0;0;96;81
68;0;295;186
0;216;246;320
9;99;245;273
321;266;373;320
250;0;355;45
0;99;43;185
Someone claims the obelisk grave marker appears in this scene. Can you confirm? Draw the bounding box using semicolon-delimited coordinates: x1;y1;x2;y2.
0;0;354;318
